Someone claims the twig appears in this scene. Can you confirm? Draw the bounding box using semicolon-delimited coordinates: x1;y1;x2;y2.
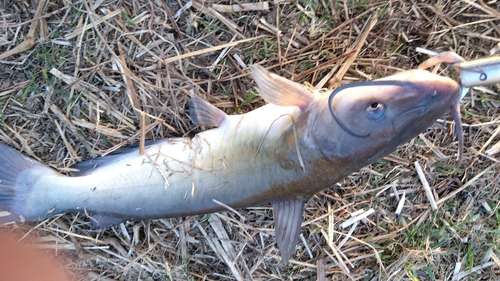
0;0;47;60
321;13;378;89
164;36;264;64
414;161;438;210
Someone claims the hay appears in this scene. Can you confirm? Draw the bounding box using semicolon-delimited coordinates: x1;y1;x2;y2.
1;0;499;280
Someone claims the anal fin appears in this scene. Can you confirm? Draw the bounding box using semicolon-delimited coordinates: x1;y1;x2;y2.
272;199;305;264
189;97;228;127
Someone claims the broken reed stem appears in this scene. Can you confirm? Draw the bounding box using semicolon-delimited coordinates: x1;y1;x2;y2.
414;161;438;210
0;0;47;60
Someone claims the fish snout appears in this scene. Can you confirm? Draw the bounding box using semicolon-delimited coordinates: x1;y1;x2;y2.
386;69;461;105
389;70;461;133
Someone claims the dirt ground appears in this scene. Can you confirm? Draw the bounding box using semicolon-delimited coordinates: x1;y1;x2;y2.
1;0;500;280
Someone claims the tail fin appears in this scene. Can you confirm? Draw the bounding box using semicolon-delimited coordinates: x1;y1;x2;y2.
0;143;47;224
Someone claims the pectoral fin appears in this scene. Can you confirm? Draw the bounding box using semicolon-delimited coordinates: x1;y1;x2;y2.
272;199;305;264
250;65;315;110
189;97;228;127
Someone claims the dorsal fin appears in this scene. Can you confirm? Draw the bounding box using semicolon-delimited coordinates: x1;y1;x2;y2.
250;65;315;110
189;97;228;127
272;198;305;264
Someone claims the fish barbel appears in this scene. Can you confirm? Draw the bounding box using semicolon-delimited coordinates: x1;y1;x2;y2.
0;65;460;262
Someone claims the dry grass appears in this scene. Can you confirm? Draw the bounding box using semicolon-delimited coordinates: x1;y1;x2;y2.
1;0;500;280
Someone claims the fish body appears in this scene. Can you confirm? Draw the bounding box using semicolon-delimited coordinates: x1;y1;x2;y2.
0;66;460;262
6;103;304;225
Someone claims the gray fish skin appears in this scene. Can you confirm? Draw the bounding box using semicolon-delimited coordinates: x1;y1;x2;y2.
0;67;459;247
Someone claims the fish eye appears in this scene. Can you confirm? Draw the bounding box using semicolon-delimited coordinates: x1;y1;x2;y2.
366;102;385;120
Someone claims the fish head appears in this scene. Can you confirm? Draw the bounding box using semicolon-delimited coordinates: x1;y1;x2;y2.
310;69;461;166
